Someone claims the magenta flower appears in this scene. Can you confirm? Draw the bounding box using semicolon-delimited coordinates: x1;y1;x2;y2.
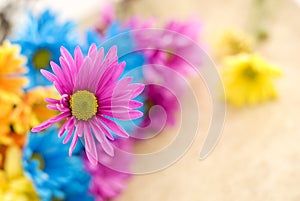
140;84;180;130
31;44;144;165
84;139;133;201
134;19;202;77
129;19;202;130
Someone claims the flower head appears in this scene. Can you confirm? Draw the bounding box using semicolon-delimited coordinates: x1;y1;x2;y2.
84;138;133;201
140;84;180;130
13;9;77;88
0;40;27;102
135;19;202;77
125;19;202;130
222;53;282;106
0;146;39;201
23;127;91;201
31;44;144;165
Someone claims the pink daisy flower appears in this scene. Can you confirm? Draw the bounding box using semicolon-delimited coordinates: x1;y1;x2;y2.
84;138;133;201
140;84;180;130
133;19;202;77
128;20;202;131
31;44;144;165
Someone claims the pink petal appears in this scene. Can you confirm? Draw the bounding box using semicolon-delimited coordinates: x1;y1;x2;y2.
60;46;75;71
98;127;114;157
32;112;70;132
115;77;133;90
108;62;125;83
99;133;114;157
59;57;74;87
130;84;145;98
96;64;119;94
91;123;114;157
31;120;54;132
100;104;132;112
91;48;106;82
40;69;56;82
99;78;133;101
45;98;60;104
74;46;83;73
49;112;70;123
69;134;78;156
83;123;98;165
103;46;118;69
50;61;66;83
55;103;70;112
101;110;143;120
94;48;104;70
129;100;143;108
99;116;129;138
58;125;67;138
58;117;74;138
46;105;59;110
76;121;84;137
63;125;74;144
91;117;114;140
53;81;64;95
88;43;97;59
74;57;95;92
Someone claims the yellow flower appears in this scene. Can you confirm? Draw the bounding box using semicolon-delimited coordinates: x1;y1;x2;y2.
0;146;39;201
215;30;254;58
0;40;28;103
9;87;60;135
0;87;59;147
222;54;282;106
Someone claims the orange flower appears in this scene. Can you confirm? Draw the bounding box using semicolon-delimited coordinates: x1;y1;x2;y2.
10;87;60;135
0;40;28;102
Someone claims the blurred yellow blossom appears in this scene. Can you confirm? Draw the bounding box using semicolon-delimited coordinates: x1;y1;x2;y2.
10;87;60;135
222;53;282;106
215;30;254;58
0;87;59;148
0;146;39;201
0;129;26;169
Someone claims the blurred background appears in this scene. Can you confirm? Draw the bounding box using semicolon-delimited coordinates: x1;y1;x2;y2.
1;0;300;200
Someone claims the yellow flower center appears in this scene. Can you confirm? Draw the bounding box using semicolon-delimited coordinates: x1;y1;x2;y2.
52;197;63;201
242;65;258;80
32;48;52;69
70;90;98;121
31;153;45;170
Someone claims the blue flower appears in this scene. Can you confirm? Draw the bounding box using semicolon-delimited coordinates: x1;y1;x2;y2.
23;126;93;201
12;9;78;88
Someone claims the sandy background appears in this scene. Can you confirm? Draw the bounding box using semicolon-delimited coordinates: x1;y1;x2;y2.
111;0;300;201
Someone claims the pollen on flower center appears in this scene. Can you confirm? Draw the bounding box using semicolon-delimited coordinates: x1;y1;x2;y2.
242;65;258;80
70;90;98;121
32;48;52;69
31;153;45;170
